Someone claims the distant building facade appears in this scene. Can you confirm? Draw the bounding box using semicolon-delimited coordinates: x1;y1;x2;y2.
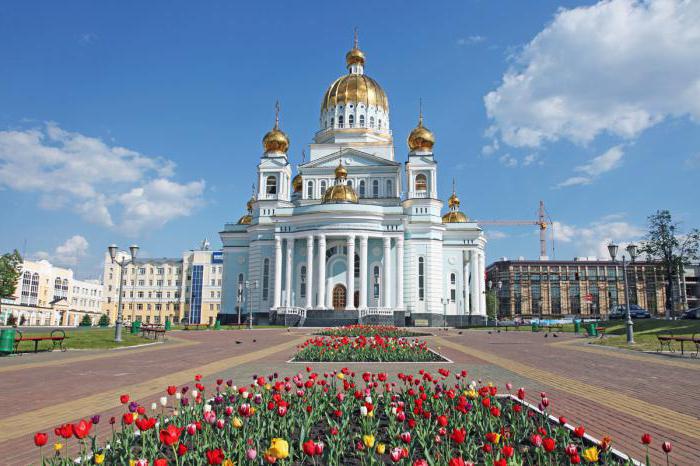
1;259;103;326
486;258;668;318
681;262;699;310
101;243;222;325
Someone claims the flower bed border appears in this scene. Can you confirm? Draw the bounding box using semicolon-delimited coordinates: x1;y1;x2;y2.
287;347;453;364
500;394;642;466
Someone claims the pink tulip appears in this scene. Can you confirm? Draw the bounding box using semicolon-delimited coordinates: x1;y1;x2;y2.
246;448;257;460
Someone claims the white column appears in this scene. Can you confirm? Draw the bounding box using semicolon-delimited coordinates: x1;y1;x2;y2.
383;237;391;308
359;236;368;309
396;238;404;309
479;252;487;315
306;235;314;309
273;236;283;309
463;251;470;316
285;238;294;307
346;235;356;310
470;250;479;315
317;235;326;308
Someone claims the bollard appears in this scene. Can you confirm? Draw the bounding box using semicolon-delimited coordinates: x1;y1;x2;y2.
588;323;597;337
165;319;171;331
0;328;17;354
531;322;539;332
215;320;221;330
131;320;141;335
573;320;581;334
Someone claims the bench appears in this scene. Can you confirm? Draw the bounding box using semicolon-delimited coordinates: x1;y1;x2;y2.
13;329;66;354
595;326;606;339
140;325;167;341
657;331;675;353
183;323;210;330
656;332;699;357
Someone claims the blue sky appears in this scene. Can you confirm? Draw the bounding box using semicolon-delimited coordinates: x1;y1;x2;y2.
1;0;698;278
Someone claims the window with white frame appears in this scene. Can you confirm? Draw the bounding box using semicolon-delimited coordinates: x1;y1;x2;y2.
359;180;366;197
306;180;314;199
266;176;277;195
418;257;425;301
386;179;393;197
372;180;379;198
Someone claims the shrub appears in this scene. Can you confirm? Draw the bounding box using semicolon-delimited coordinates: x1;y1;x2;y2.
98;314;110;327
79;314;93;327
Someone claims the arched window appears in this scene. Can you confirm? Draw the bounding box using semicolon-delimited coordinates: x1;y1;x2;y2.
372;179;379;198
418;257;425;301
359;115;365;127
386;179;393;197
359;180;366;198
300;266;307;299
415;174;427;192
266;176;277;194
262;258;270;300
373;266;380;299
347;179;353;188
338;115;344;128
306;180;314;199
348;114;354;128
450;273;456;285
320;180;327;195
369;116;375;128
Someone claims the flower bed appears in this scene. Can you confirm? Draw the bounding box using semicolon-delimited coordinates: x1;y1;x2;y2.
33;368;672;465
317;325;429;339
293;335;445;362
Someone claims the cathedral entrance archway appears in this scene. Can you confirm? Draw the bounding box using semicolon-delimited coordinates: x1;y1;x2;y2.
332;284;347;310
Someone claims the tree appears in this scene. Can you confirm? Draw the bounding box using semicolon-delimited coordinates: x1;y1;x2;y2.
0;250;22;327
486;289;498;322
6;314;17;326
79;314;93;327
98;314;110;327
640;210;700;318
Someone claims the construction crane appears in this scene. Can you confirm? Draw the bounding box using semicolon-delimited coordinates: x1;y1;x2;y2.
475;201;555;260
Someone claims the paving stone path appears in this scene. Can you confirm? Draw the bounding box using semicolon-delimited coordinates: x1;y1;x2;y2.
1;328;698;465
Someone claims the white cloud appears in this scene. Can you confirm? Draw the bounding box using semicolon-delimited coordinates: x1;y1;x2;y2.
556;145;625;187
457;35;486;45
553;217;644;259
35;235;89;266
499;154;518;168
0;123;205;234
484;0;700;148
685;153;700;168
486;230;509;240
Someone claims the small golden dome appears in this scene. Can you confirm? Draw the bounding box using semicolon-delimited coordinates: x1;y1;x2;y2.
346;47;366;68
442;211;468;223
237;214;253;225
292;173;303;193
447;192;460;209
246;196;255;211
408;117;435;152
262;127;289;154
322;160;358;204
335;161;348;179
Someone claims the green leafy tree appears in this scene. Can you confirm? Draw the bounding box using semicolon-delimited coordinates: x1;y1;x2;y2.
0;250;23;325
6;314;17;326
98;314;110;327
640;210;700;317
486;289;498;322
79;314;93;327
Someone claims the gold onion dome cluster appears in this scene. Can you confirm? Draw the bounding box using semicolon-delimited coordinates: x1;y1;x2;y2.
320;47;388;114
442;192;468;223
407;116;435;152
322;161;358;204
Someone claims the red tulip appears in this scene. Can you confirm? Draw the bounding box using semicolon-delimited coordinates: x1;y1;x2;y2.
437;414;448;427
449;458;466;466
177;443;188;456
154;459;168;466
565;444;578;456
517;387;526;400
56;423;73;439
450;427;467;444
167;386;177;396
33;432;48;447
119;394;129;404
490;406;501;417
530;434;542;447
543;437;556;452
570;453;581;464
662;441;672;453
414;460;428;466
401;431;412;443
574;426;585;438
493;459;507;466
303;439;317;456
194;374;202;381
641;433;652;445
390;447;404;462
558;416;568;425
159;425;183;446
501;445;514;458
135;417;156;432
206;448;225;465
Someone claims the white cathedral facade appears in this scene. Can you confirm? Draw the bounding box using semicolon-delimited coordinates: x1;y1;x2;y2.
220;40;487;327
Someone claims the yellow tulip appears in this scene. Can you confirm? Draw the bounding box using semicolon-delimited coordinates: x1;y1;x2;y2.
375;443;386;454
267;438;289;459
337;373;345;380
583;447;599;463
466;389;478;399
223;460;235;466
53;443;63;452
232;417;243;429
94;453;105;464
363;434;375;449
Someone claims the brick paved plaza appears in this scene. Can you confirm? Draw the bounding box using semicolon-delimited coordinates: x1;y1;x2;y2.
1;328;698;465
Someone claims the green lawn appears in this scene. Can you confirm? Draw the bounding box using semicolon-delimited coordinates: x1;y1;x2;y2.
12;327;153;352
592;319;700;352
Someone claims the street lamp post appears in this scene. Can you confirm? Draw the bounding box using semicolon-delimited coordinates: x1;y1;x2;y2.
108;244;139;342
441;298;449;330
608;242;637;345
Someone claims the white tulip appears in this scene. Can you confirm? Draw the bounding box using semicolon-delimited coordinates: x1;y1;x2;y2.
160;396;168;407
151;402;157;411
192;390;198;398
360;406;368;417
175;392;182;400
204;404;212;413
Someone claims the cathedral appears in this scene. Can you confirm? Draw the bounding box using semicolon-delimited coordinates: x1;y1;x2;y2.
219;38;487;327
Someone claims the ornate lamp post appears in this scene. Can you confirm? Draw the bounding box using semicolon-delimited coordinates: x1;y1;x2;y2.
108;244;139;342
607;242;637;344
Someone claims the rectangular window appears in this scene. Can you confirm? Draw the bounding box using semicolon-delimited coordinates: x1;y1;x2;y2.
189;265;204;324
418;257;425;301
262;258;270;300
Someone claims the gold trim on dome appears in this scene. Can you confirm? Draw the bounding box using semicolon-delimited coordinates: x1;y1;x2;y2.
442;211;468;223
237;214;252;225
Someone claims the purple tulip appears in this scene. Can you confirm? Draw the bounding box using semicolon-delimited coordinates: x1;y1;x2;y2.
128;402;138;413
91;415;101;425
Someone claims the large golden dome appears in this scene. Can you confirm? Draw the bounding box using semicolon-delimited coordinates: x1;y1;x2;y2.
322;161;358;204
321;74;388;114
408;115;435;152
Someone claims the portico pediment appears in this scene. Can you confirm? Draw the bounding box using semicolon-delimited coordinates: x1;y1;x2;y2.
302;149;400;169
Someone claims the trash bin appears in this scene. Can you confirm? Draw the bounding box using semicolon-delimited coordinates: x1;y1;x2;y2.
0;328;17;354
131;320;141;335
164;319;171;331
214;320;221;330
531;322;539;332
574;320;581;334
587;323;597;337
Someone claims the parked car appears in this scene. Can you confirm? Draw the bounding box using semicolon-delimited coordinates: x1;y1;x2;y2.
608;304;651;319
681;307;700;319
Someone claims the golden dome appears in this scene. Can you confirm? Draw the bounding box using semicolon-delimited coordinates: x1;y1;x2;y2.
262;126;289;154
321;74;388;114
237;214;252;225
447;192;460;209
346;47;366;68
292;173;303;193
322;160;358;204
408;116;435;152
442;211;468;223
246;196;255;211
